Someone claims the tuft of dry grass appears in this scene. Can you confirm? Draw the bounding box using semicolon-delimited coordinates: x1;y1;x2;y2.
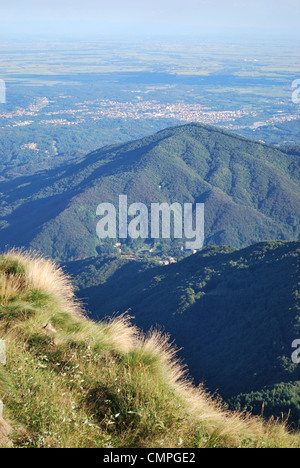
1;248;82;317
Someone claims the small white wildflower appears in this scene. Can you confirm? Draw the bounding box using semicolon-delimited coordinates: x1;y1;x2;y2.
38;363;47;369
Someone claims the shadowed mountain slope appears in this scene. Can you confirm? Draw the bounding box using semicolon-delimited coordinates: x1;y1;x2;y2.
67;241;300;424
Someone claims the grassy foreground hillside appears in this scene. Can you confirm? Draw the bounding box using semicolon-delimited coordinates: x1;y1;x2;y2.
0;250;299;448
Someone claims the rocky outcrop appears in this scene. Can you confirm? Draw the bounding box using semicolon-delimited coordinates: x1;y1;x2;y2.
0;416;11;447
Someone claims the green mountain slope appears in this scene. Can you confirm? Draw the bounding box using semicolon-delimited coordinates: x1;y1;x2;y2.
0;124;299;261
67;241;300;424
2;250;299;448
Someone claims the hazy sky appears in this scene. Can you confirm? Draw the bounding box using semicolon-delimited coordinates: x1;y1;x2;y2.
1;0;300;38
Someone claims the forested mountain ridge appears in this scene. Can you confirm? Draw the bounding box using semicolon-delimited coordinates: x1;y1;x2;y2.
0;123;299;261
